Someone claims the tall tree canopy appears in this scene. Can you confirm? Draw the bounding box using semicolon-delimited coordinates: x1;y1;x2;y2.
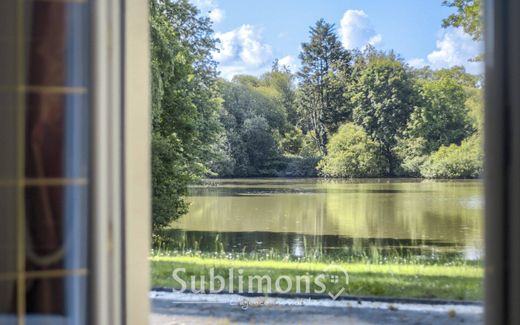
405;75;474;153
296;19;352;155
150;0;221;235
351;52;416;175
214;76;288;176
442;0;482;41
395;69;477;175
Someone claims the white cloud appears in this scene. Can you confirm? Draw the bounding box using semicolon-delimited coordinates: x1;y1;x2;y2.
407;58;427;69
409;28;483;74
278;55;299;73
208;8;225;24
190;0;225;24
214;25;273;79
427;28;482;74
340;10;382;49
191;0;216;10
278;55;295;67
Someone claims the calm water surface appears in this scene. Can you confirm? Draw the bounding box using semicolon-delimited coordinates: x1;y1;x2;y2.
168;178;483;262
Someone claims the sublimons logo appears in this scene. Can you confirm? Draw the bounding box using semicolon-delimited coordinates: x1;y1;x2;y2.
172;264;349;300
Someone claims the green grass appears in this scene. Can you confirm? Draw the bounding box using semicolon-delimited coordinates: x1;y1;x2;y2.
151;255;483;301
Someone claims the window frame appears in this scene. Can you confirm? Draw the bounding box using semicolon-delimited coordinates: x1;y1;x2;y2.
87;0;520;323
484;0;520;324
90;0;151;324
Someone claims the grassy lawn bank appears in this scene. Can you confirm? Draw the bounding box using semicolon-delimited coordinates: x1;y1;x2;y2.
151;256;483;301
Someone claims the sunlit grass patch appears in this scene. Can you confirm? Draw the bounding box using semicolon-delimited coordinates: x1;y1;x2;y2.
151;255;483;301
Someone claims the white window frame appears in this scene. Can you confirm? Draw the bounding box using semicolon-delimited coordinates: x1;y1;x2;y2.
91;0;151;324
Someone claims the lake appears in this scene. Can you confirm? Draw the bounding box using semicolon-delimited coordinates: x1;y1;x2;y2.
166;178;483;263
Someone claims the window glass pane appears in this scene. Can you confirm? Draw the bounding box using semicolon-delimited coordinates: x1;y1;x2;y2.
0;0;90;324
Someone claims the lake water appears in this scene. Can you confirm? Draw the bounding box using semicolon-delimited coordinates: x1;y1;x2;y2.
167;178;483;263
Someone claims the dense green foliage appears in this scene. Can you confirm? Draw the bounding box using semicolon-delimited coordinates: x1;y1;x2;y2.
442;0;482;41
406;77;474;152
214;73;285;176
421;133;483;178
351;51;417;175
318;123;383;178
150;1;484;234
211;66;321;177
396;69;478;176
150;0;221;236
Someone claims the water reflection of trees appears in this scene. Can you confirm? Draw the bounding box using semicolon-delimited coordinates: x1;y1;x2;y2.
157;229;472;263
170;180;483;259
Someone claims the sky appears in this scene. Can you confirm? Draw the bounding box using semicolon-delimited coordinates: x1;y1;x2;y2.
191;0;483;79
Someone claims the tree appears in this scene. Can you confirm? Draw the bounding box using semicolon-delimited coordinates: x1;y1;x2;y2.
152;0;221;157
404;76;475;154
296;19;353;155
394;136;429;176
442;0;482;41
318;123;384;178
397;67;481;176
262;62;298;127
396;68;477;175
226;77;288;131
151;134;191;232
465;86;484;132
351;53;416;175
434;66;480;88
215;78;287;176
241;116;280;173
150;0;221;237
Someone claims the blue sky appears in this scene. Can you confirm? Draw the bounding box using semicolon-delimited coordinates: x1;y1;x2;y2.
192;0;483;79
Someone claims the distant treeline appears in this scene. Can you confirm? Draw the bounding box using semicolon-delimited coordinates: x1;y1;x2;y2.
211;19;482;179
212;51;482;179
150;0;482;236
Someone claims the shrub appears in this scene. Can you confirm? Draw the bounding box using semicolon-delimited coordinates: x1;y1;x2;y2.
318;123;384;178
420;134;483;178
